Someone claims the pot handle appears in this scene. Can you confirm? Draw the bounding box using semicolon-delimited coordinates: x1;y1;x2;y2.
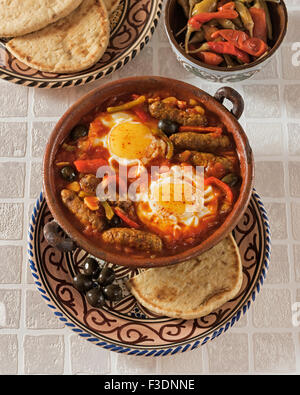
43;220;76;252
214;87;244;120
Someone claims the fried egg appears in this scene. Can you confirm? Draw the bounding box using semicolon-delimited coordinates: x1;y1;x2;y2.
89;111;166;171
136;165;217;241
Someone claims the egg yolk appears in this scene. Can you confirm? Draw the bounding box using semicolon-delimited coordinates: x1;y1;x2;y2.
108;122;154;160
152;181;195;216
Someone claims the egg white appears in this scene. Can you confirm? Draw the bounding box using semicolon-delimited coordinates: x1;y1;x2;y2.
88;111;166;173
136;165;217;240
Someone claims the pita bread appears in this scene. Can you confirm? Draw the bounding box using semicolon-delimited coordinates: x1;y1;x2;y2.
6;0;110;74
127;234;243;319
0;0;83;38
103;0;121;14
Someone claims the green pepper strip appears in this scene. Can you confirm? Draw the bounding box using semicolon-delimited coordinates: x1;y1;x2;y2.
235;1;254;37
151;128;174;160
107;95;146;113
261;0;272;40
185;0;218;53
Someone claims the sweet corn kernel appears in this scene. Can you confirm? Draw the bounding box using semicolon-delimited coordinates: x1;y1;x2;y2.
84;196;99;211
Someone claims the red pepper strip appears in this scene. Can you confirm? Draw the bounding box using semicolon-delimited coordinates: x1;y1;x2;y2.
204;176;233;205
113;207;140;229
239;37;267;57
218;1;235;11
188;10;238;30
132;106;150;123
206;41;250;63
179;126;223;134
195;51;224;66
211;29;267;57
74;158;107;174
249;7;267;43
211;29;249;46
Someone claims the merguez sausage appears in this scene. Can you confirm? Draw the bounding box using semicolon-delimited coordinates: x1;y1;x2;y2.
102;228;163;253
170;132;231;152
149;101;207;126
176;151;235;172
79;174;100;194
61;189;106;232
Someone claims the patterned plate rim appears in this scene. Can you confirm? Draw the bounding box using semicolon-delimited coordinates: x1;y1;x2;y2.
27;189;271;357
0;0;163;89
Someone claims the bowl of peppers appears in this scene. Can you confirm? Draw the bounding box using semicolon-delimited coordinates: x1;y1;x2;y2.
165;0;288;82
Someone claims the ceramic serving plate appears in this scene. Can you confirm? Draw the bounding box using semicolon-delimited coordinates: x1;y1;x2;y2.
0;0;163;89
28;189;271;356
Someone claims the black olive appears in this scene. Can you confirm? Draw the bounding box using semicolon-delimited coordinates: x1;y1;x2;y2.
221;173;240;187
80;257;101;278
86;286;105;308
96;266;115;286
72;274;93;293
70;124;89;141
60;166;77;182
103;284;122;301
108;214;122;228
158;119;180;136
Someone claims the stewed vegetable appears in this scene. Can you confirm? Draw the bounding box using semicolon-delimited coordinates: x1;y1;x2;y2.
103;284;123;301
79;257;101;278
55;91;241;258
70;125;89;141
86;286;106;307
158;119;180;135
177;0;275;67
73;274;94;293
96;265;116;286
73;257;122;306
60;166;77;182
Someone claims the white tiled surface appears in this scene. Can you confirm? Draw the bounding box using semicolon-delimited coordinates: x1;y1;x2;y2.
0;0;300;375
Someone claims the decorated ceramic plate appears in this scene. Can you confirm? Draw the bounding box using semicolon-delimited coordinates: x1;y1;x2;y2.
28;190;271;356
0;0;163;89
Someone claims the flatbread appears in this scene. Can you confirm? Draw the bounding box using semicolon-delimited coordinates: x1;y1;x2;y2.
103;0;121;14
127;234;243;319
6;0;110;74
0;0;83;38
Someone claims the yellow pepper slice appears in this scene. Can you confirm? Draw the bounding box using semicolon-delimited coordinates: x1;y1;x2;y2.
84;196;100;211
101;200;115;220
107;96;146;113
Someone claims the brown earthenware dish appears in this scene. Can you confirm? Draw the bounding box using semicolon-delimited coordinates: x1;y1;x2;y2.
43;76;254;267
165;0;288;82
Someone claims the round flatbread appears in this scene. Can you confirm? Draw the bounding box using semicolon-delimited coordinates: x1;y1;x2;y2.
6;0;110;74
0;0;83;38
103;0;121;14
127;234;243;319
